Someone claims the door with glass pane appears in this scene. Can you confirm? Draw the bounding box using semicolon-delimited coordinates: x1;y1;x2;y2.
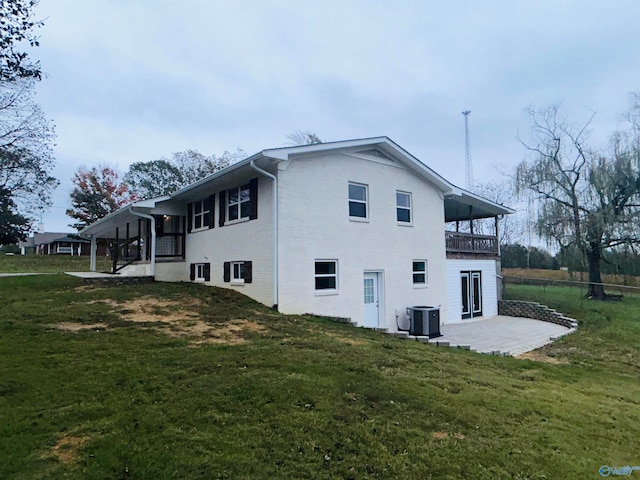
363;272;380;327
461;271;482;319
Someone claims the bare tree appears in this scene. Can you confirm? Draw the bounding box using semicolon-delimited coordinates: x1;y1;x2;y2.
516;103;640;299
286;130;323;146
472;178;523;247
0;82;56;220
0;0;56;233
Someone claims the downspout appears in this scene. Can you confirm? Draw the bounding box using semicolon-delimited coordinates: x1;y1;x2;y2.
128;207;156;277
250;159;278;310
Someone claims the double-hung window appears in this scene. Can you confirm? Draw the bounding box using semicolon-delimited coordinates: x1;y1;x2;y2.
413;260;427;285
188;195;214;233
315;260;338;292
348;182;368;219
193;199;210;230
219;178;258;226
397;191;412;223
228;183;252;222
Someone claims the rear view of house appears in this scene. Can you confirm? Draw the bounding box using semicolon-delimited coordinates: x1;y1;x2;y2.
80;137;512;331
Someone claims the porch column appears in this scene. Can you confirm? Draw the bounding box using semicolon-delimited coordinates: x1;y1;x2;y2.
90;236;97;272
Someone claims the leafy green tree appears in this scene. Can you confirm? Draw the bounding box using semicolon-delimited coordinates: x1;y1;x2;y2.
517;103;640;299
125;149;245;200
124;159;183;199
66;165;137;231
0;0;43;81
0;186;29;244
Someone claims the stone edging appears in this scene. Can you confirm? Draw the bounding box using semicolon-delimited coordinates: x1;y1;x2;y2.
498;300;578;329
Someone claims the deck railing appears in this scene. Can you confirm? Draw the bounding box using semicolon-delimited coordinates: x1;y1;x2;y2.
445;231;499;255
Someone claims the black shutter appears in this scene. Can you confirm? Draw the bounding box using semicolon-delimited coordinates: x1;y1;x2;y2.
223;262;230;282
207;194;215;229
189;264;195;281
249;178;258;220
187;203;193;233
219;190;226;227
244;261;252;283
204;263;211;281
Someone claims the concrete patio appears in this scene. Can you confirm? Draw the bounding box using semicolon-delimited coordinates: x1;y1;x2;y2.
391;315;576;357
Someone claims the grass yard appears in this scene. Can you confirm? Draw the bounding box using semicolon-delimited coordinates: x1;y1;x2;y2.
0;254;111;274
0;275;638;479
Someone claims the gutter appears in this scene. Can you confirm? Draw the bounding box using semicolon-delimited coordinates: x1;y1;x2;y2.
250;159;278;310
128;206;156;277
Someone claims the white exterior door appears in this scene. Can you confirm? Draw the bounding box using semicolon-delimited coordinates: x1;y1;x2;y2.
363;272;380;328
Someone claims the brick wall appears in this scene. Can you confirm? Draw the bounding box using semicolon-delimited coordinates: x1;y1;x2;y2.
498;300;578;329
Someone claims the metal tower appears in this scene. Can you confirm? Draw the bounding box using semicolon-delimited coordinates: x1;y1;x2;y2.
462;110;473;190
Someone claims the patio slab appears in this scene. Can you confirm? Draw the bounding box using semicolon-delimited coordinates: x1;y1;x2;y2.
411;316;575;356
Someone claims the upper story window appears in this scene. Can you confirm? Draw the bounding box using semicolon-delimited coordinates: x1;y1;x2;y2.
219;178;258;226
187;195;214;233
397;191;412;223
228;183;251;222
348;182;368;219
193;199;210;230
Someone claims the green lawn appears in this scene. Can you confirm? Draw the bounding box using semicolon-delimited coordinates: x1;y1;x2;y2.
0;276;638;479
0;254;111;273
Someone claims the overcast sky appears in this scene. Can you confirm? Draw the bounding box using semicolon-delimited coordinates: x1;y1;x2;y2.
32;0;640;232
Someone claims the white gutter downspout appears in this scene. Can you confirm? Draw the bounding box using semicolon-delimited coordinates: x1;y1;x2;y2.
128;207;156;277
250;159;278;310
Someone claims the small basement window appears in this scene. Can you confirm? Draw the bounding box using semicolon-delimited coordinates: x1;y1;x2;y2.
223;261;253;284
315;260;338;291
413;260;427;285
190;263;210;282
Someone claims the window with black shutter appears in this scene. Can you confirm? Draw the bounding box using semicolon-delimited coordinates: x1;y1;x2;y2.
223;260;252;284
189;196;214;231
222;178;258;225
191;263;210;282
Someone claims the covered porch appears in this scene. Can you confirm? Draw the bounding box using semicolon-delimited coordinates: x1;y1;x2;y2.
443;190;513;257
79;197;186;276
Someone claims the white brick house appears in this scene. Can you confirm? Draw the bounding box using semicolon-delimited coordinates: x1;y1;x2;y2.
80;137;512;332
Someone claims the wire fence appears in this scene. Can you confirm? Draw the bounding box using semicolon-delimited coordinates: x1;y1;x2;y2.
503;275;640;298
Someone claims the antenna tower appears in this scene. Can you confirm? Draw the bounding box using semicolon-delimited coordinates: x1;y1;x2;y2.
462;110;473;190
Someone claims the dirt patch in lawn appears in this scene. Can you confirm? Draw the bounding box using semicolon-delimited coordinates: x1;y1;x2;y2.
65;297;265;345
188;319;266;345
48;434;89;464
517;350;569;364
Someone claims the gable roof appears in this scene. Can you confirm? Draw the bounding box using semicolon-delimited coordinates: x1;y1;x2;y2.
19;232;79;248
81;137;513;236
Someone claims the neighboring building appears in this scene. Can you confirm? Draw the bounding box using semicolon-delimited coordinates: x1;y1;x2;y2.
80;137;513;330
19;232;91;256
